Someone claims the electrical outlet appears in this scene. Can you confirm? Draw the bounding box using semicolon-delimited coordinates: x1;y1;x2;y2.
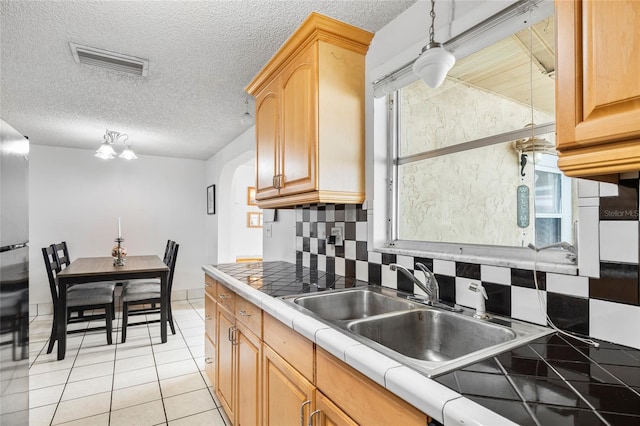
330;227;343;246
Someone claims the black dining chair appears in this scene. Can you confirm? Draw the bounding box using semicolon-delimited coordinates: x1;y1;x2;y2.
120;242;179;343
53;241;117;294
42;244;115;354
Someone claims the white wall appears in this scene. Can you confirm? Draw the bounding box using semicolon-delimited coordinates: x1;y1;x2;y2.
29;145;206;305
205;126;295;264
230;161;262;259
263;209;296;263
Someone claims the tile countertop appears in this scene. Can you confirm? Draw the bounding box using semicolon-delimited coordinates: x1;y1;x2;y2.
202;261;640;426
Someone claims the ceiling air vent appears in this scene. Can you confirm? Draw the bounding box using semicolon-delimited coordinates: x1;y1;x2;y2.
69;43;149;77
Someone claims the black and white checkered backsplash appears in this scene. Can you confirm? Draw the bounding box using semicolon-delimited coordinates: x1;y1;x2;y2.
295;178;640;344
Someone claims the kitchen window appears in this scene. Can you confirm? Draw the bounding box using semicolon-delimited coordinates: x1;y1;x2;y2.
381;9;577;265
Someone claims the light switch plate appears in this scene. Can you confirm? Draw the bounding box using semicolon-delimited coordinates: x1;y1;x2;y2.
265;224;272;238
330;227;343;246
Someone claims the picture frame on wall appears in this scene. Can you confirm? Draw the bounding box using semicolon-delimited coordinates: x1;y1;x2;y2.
207;185;215;215
247;212;263;228
247;186;257;206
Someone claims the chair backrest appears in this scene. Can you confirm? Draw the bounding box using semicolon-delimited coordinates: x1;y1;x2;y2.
41;245;60;304
52;241;71;270
163;240;175;264
167;243;179;293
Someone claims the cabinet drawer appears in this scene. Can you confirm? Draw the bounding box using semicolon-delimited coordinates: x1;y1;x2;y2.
263;313;313;382
236;296;262;338
316;348;429;426
216;283;236;313
204;274;217;297
205;292;217;342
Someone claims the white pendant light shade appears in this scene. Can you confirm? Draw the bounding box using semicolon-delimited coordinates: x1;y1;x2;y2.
240;97;254;126
240;112;255;126
413;43;456;89
119;147;138;160
95;141;117;159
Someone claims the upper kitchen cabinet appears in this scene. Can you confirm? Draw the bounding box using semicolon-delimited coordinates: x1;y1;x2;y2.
246;12;373;208
555;0;640;178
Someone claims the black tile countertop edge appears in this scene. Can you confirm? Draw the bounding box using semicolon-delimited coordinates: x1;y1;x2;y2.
211;261;640;426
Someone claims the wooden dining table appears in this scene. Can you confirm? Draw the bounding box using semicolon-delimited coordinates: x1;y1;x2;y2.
55;255;169;360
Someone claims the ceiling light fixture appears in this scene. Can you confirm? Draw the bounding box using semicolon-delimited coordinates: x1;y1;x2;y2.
240;98;254;126
412;0;456;88
95;129;137;160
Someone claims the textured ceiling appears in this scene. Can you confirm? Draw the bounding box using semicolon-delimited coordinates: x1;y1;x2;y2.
0;0;415;160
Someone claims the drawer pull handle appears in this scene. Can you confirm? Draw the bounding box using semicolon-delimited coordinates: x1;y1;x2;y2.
300;400;311;426
239;310;251;317
308;409;321;426
205;316;212;320
205;283;213;287
218;294;231;299
204;357;213;364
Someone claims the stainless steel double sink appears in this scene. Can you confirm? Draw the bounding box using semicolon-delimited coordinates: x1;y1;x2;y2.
280;287;553;377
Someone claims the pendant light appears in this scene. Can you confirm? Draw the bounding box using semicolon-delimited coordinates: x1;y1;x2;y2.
240;98;254;126
412;0;456;88
95;129;137;160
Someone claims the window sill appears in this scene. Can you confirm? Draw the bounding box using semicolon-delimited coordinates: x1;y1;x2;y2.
375;242;579;275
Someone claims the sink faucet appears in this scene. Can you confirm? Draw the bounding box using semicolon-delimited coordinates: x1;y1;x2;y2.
389;263;439;304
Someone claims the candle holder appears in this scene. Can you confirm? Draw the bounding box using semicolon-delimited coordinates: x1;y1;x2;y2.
112;237;127;266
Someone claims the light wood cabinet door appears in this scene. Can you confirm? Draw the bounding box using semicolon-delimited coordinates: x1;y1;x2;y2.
236;324;262;426
311;391;357;426
255;85;280;200
279;45;317;197
216;307;235;424
556;0;640;177
204;334;216;388
204;292;216;343
262;344;315;426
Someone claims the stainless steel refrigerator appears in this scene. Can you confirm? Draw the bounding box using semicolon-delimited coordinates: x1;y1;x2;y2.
0;118;29;424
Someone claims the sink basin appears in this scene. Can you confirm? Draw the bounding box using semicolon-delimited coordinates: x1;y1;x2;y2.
348;309;516;362
289;288;416;321
279;286;553;377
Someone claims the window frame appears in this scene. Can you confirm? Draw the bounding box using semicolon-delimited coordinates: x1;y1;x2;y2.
383;90;577;269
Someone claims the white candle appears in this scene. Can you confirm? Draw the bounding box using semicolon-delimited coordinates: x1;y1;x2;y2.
118;217;122;238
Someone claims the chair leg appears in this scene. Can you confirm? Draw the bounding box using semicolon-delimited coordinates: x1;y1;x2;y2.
46;312;58;354
121;301;128;343
105;304;113;345
168;304;176;335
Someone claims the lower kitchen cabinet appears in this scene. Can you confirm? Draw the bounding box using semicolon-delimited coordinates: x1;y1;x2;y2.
204;274;431;426
216;306;236;423
316;348;430;425
312;391;357;426
204;334;216;388
236;322;262;426
262;344;315;426
215;282;263;426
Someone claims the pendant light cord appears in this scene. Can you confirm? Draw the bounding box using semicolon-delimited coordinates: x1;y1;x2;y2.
429;0;436;44
526;23;599;348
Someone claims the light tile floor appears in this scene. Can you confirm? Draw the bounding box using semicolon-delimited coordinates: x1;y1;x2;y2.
29;299;231;426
